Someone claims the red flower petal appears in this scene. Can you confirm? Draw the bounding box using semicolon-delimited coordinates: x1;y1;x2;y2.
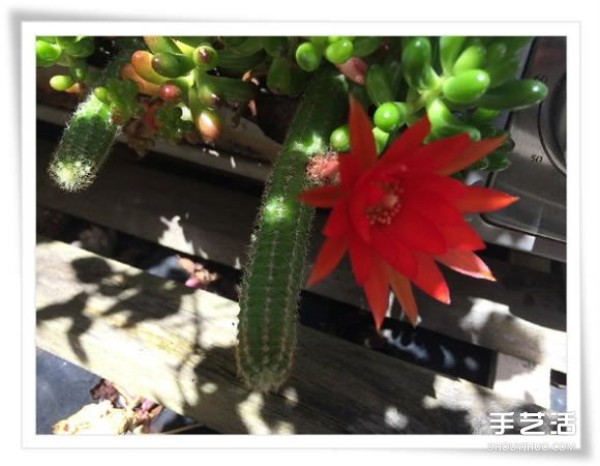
307;237;348;286
349;236;373;285
349;95;378;169
384;206;448;255
404;188;465;226
411;254;450;304
435;136;506;176
378;117;431;169
438;220;486;251
323;200;351;238
387;267;419;326
456;186;519;213
298;185;345;208
338;153;366;190
348;186;373;243
437;250;496;281
363;256;390;329
370;231;418;278
400;133;472;175
405;174;466;202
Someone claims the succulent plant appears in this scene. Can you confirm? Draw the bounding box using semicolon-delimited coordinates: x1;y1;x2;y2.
38;35;550;394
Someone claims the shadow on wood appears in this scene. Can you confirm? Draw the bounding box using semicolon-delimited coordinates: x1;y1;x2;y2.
36;133;566;374
36;239;549;434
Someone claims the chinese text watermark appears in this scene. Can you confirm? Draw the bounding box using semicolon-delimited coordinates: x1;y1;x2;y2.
489;411;576;436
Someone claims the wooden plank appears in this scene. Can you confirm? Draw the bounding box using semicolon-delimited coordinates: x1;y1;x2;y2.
37;137;260;268
36;239;549;434
492;354;552;409
36;137;566;372
306;223;567;373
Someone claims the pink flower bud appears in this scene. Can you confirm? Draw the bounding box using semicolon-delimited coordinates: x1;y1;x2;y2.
336;58;368;85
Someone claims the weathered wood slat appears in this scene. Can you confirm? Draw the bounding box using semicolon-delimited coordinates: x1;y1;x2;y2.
36;239;547;434
492;353;552;409
36;137;566;372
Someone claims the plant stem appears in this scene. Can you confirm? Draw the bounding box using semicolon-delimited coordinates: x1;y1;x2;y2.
236;68;347;393
48;38;141;191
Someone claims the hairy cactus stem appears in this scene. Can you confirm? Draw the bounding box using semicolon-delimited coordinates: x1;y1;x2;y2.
48;38;143;191
236;68;347;393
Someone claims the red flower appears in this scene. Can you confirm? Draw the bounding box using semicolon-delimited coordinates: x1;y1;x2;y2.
299;97;518;329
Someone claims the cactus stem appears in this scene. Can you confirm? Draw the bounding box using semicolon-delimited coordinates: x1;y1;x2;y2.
236;68;347;393
48;38;142;191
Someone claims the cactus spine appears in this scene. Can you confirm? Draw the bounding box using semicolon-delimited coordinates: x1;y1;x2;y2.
237;68;347;392
48;39;141;191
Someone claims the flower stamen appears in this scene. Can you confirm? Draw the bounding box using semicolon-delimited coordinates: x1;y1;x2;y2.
366;181;402;226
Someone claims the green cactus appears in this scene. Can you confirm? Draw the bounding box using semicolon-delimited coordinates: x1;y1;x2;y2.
236;68;347;393
48;95;119;191
47;39;141;191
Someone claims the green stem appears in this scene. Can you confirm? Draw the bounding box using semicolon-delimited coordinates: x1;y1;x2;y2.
236;68;347;392
406;73;446;116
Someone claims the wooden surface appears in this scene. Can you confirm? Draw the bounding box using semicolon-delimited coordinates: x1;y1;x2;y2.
492;353;552;409
36;239;550;434
36;136;567;373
